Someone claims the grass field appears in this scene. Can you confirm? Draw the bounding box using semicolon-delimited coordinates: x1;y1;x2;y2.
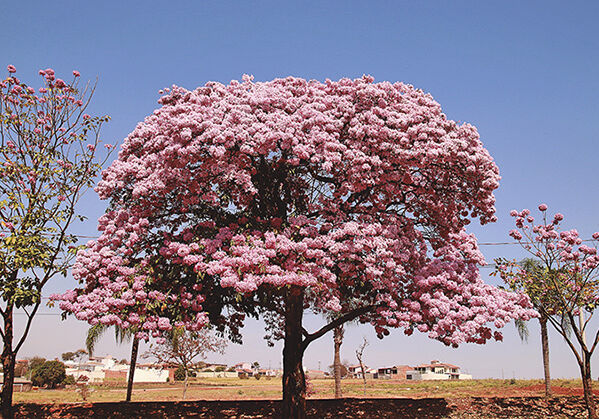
11;377;591;404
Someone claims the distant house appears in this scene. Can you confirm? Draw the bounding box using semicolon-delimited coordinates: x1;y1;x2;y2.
364;368;379;379
347;365;362;378
377;365;412;380
348;365;379;379
65;355;169;383
203;362;228;371
406;360;472;381
233;362;252;371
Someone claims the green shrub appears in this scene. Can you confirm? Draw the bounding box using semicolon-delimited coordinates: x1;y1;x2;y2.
63;375;76;385
31;361;66;388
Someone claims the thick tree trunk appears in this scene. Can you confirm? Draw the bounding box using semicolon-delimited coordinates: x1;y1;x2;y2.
581;352;596;419
1;302;15;419
282;286;307;419
333;325;343;398
539;316;552;398
126;336;139;402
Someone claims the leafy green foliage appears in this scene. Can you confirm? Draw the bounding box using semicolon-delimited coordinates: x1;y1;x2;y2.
27;356;46;374
173;365;196;381
62;375;76;385
61;349;87;363
30;360;66;388
86;323;134;356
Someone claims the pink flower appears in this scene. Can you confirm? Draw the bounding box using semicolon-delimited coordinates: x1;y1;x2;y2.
157;317;172;330
538;203;548;211
73;70;80;77
509;229;523;241
6;65;16;73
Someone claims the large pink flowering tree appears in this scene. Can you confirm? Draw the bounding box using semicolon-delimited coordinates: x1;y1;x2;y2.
56;76;534;418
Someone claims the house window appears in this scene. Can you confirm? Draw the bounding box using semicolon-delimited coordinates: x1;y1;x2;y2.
407;375;412;380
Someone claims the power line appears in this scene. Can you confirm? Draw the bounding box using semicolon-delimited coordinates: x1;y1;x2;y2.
478;238;595;246
0;234;595;246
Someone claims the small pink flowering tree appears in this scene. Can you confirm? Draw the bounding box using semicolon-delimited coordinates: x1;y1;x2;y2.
0;65;110;418
56;76;534;418
145;328;226;400
496;205;599;418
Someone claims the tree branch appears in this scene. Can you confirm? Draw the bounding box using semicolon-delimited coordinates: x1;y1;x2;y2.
544;309;584;367
14;300;41;354
302;305;376;350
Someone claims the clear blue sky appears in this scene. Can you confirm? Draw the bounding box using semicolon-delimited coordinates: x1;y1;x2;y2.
3;1;599;378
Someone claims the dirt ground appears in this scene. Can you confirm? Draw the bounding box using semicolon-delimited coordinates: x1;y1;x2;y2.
14;396;593;418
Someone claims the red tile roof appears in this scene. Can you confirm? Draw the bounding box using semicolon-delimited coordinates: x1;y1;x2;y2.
416;363;459;369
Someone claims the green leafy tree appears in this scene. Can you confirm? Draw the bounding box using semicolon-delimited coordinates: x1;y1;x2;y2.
61;352;75;362
0;65;111;418
61;349;87;364
27;357;45;377
30;360;66;388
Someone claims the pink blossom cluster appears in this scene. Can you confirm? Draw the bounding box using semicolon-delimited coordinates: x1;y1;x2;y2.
503;205;599;308
52;209;208;338
390;231;536;345
57;75;532;345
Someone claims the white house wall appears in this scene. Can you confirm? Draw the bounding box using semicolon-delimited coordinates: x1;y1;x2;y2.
126;369;169;383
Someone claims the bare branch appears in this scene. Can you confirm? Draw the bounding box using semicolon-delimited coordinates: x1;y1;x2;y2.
302;305;376;350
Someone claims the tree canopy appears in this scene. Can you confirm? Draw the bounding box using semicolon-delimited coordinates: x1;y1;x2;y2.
56;75;533;344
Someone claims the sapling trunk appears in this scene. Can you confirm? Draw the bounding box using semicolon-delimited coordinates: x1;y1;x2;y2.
539;316;552;398
126;336;139;402
333;326;343;399
1;303;15;419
